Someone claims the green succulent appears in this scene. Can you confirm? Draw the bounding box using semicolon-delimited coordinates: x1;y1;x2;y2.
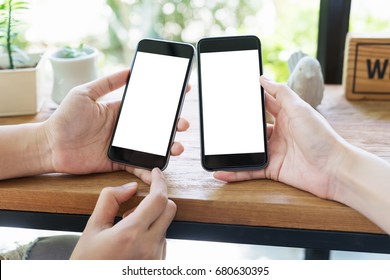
0;0;29;69
60;43;89;59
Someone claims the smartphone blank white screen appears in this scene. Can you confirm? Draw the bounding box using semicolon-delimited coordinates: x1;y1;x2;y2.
112;51;189;156
201;49;265;155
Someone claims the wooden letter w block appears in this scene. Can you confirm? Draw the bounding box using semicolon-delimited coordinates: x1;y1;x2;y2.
343;33;390;100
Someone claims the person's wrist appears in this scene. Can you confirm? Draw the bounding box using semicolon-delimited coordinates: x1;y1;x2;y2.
36;122;55;174
328;139;357;203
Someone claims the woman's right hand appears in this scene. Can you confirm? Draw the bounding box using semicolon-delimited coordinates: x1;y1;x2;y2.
70;168;176;259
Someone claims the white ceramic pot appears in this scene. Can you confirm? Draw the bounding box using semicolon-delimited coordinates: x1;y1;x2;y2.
50;47;98;104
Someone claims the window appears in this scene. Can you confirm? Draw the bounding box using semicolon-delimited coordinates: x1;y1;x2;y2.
350;0;390;33
14;0;321;80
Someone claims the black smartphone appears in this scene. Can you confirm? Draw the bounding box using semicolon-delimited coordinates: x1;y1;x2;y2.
197;35;268;171
108;39;194;170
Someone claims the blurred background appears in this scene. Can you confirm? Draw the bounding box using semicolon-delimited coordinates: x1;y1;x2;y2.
9;0;390;81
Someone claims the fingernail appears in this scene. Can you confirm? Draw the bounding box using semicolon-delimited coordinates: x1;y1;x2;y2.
153;167;160;174
154;168;164;178
122;182;137;190
260;75;272;85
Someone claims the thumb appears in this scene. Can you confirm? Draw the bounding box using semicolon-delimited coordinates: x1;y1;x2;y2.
88;182;138;229
83;69;129;101
260;75;300;107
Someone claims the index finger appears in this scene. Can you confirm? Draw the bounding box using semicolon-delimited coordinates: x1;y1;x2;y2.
214;169;266;182
84;69;130;101
122;168;169;229
260;75;300;107
88;182;138;229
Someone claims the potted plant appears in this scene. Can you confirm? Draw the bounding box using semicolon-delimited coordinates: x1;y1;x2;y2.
0;0;45;116
49;43;98;104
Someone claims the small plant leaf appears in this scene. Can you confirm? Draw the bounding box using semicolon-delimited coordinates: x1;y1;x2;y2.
11;44;29;63
59;43;89;59
0;0;30;69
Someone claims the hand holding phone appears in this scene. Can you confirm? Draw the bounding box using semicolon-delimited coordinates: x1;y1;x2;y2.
108;39;194;170
197;35;268;171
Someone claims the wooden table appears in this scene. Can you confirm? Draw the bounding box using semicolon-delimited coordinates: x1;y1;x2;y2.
1;85;390;258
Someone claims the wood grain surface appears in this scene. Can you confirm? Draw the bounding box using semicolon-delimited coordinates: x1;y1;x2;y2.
0;85;389;234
